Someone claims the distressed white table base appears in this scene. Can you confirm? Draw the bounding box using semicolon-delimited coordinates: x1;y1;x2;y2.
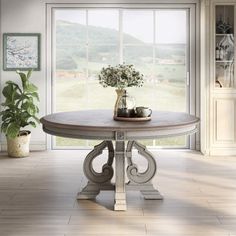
126;182;163;200
77;134;163;211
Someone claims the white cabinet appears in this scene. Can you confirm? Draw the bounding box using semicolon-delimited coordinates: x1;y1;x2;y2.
207;1;236;155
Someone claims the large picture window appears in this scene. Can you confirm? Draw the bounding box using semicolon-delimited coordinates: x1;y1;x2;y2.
50;6;196;149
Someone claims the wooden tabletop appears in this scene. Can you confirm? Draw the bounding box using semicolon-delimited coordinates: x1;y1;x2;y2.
40;110;199;140
41;110;199;131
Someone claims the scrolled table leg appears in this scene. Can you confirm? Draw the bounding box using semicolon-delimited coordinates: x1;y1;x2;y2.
83;141;114;184
126;141;163;200
77;141;114;199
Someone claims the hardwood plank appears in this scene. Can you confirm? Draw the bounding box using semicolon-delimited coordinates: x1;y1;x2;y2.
218;216;236;225
69;215;220;225
0;224;146;235
146;223;229;235
0;215;70;224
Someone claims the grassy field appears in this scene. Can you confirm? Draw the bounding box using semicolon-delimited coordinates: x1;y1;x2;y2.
55;64;186;111
54;64;187;148
56;136;186;148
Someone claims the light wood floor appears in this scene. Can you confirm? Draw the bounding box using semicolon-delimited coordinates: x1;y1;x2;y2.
0;149;236;236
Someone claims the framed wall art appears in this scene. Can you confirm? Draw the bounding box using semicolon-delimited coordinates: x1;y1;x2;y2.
3;33;41;71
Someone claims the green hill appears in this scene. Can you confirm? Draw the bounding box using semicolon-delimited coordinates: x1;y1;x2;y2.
56;20;185;70
56;20;143;46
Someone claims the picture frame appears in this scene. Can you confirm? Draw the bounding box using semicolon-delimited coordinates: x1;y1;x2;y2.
3;33;41;71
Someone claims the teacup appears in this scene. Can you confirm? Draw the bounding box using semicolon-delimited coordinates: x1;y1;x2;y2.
136;107;152;117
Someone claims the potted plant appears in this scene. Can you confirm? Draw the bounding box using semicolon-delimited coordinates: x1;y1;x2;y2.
98;64;144;116
0;70;40;157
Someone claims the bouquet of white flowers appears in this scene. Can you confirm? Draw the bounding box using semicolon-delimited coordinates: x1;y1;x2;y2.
98;64;144;90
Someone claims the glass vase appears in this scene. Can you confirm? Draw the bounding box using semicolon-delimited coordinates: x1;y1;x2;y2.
114;89;135;118
114;89;125;117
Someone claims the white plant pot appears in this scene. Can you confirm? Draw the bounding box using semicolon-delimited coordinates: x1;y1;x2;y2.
7;131;31;158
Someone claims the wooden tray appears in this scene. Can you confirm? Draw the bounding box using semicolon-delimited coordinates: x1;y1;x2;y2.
113;116;151;122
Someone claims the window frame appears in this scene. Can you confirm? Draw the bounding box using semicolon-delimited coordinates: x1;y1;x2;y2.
46;3;199;150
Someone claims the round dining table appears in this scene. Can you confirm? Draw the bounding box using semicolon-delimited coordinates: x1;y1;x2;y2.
40;110;199;211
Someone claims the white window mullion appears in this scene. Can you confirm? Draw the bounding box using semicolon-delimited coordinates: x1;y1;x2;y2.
52;8;56;114
153;10;156;147
153;10;156;65
119;9;123;64
86;9;89;147
86;9;89;80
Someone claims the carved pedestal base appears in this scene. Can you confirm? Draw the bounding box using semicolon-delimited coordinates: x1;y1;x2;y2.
127;181;163;200
77;181;114;199
126;141;163;200
77;136;163;211
77;141;115;200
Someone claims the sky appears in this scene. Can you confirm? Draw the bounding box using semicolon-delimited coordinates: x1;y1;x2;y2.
55;9;186;44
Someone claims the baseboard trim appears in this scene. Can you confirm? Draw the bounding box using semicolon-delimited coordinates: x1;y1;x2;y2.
1;142;235;156
0;142;46;151
209;148;236;156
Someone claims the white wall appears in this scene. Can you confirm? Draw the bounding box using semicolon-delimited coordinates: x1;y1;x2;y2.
0;0;201;151
0;0;47;150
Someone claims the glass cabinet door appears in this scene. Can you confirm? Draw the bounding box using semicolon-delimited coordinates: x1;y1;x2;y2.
215;5;234;88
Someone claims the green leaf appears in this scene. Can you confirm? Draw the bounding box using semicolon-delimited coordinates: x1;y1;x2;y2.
11;87;17;101
17;71;28;90
2;83;13;99
19;94;30;104
6;81;21;90
26;83;38;93
30;92;40;101
20;111;31;119
20;121;29;128
28;121;36;128
12;90;21;100
19;112;31;127
27;69;33;80
6;123;20;139
1;122;9;133
27;103;36;115
0;108;11;114
2;102;14;107
6;81;18;88
21;102;30;110
29;97;33;103
2;112;13;121
35;106;39;113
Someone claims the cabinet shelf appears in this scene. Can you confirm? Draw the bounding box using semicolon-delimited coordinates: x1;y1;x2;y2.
215;60;234;63
213;87;236;92
216;34;234;36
